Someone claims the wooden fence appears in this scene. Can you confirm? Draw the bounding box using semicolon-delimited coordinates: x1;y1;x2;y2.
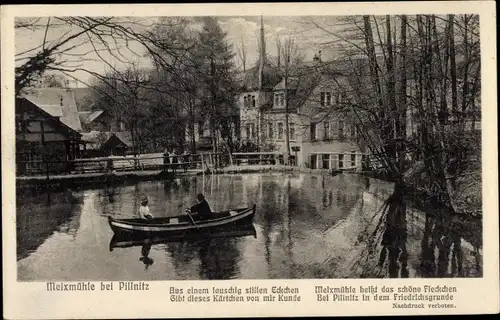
16;151;376;177
17;152;228;176
232;152;296;166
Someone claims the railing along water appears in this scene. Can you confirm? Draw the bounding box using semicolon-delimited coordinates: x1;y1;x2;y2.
16;152;228;177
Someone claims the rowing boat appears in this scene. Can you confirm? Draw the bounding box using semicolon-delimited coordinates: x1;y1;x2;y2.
109;224;257;251
107;204;256;237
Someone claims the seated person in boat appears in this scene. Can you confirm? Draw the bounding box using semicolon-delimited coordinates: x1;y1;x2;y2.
139;196;154;220
186;193;213;219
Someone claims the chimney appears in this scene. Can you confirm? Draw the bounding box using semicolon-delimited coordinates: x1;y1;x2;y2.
258;15;266;91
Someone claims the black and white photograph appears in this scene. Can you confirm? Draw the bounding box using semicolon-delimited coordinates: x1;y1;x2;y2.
12;11;485;281
3;2;498;318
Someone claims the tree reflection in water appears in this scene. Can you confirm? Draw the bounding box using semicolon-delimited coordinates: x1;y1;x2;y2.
418;205;481;278
197;238;241;280
163;237;242;280
17;189;83;260
376;184;409;278
359;183;482;279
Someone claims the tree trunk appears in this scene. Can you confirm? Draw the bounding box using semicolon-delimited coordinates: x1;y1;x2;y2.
385;15;397;164
449;14;458;119
461;15;471;126
363;15;396;175
284;77;291;165
398;15;408;175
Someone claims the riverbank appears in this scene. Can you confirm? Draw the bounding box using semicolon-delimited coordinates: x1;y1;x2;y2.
16;169;202;194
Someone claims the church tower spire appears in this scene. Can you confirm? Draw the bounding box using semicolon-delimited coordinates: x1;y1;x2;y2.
258;15;266;90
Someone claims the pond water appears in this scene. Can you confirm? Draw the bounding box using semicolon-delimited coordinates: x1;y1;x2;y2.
17;173;482;281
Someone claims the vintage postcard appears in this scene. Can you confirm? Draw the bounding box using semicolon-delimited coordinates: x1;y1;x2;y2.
2;1;499;319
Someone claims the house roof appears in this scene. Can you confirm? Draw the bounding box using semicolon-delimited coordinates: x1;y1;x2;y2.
78;111;92;124
273;77;299;91
86;110;105;123
19;87;83;132
267;66;324;112
81;131;112;150
114;131;133;147
240;57;282;91
81;130;132;150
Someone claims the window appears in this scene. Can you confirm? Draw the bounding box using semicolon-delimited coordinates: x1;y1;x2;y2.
310;123;317;140
338;154;344;168
252;96;256;108
250;123;256;138
322;154;330;169
243;96;248;107
326;92;332;106
268;122;274;139
324;122;330;140
330;121;337;139
278;122;284;140
321;92;333;106
274;92;285;107
351;152;356;167
289;123;295;141
339;92;345;103
245;125;250;139
338;120;344;138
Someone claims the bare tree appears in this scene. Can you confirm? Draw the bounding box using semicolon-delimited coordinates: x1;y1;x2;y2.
276;36;304;164
15;17;194;95
236;36;247;71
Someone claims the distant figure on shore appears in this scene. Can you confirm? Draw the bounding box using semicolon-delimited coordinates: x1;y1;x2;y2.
171;148;178;164
164;148;171;165
186;193;213;219
182;150;190;172
139;195;154;220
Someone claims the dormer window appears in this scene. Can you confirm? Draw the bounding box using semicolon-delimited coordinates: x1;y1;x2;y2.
326;93;332;105
320;91;332;106
251;96;256;108
274;92;285;107
337;92;345;104
243;96;248;107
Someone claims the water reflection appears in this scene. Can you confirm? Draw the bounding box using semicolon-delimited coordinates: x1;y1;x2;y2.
418;209;482;278
16;173;482;280
16;189;83;260
140;244;154;269
377;186;409;278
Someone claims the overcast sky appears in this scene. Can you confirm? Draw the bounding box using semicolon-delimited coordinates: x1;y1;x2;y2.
15;16;356;87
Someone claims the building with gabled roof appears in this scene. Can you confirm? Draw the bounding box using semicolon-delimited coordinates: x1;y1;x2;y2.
16;87;84;175
80;130;132;157
237;18;364;169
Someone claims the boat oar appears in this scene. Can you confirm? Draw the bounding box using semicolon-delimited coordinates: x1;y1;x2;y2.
185;210;200;229
185;209;211;236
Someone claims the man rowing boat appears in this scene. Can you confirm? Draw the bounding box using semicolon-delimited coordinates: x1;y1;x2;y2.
186;193;213;219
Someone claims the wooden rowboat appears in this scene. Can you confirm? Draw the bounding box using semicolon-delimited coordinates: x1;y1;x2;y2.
107;204;256;237
109;224;257;251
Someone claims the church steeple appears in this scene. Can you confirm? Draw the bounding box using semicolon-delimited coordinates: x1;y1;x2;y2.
258;15;266;90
